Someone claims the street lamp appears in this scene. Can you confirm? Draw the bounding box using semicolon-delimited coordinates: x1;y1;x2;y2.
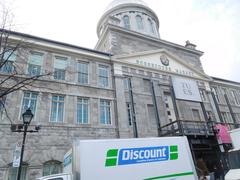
11;108;40;180
22;108;34;124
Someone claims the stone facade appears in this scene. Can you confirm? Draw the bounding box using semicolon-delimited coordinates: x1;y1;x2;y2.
96;25;204;72
0;39;118;179
1;0;240;179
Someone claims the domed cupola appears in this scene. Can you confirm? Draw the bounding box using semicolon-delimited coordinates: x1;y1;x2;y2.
97;0;160;39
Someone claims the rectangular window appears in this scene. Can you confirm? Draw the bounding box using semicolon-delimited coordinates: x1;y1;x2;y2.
147;104;157;127
28;64;41;76
143;79;151;93
127;103;132;125
227;112;233;123
77;98;89;124
77;62;88;84
54;56;67;80
222;88;227;95
28;52;43;76
206;111;214;121
50;95;64;122
3;48;17;61
164;92;176;122
167;111;171;115
211;87;220;103
21;91;38;116
221;112;233;124
235;113;240;123
0;95;6;119
98;65;109;87
0;61;14;73
231;90;240;105
0;48;16;73
123;78;129;90
8;166;27;180
54;69;65;80
192;109;201;121
199;89;207;101
221;88;228;104
100;99;111;124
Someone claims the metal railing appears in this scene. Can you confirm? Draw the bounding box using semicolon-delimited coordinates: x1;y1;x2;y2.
160;120;240;137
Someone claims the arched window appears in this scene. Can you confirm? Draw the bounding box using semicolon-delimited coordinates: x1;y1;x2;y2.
136;15;143;30
8;163;28;180
43;160;62;176
123;15;130;29
148;18;155;34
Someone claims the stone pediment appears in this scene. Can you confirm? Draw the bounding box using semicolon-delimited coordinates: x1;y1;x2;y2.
113;49;211;80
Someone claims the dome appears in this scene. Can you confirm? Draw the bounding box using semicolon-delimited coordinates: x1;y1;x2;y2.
105;0;149;12
97;0;160;39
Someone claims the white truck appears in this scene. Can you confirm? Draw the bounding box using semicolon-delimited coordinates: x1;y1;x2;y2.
225;128;240;180
38;137;198;180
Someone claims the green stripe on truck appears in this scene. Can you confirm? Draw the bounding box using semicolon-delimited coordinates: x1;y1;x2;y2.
144;171;194;180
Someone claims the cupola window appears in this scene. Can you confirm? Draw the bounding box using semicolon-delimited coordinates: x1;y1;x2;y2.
123;15;130;29
148;18;155;34
136;15;143;30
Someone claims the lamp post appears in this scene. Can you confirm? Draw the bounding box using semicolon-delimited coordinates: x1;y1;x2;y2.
11;108;40;180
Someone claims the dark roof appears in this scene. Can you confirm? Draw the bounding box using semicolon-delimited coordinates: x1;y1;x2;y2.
211;76;240;85
1;29;112;57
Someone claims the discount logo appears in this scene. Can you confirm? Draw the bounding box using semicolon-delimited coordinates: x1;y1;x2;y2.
105;145;178;167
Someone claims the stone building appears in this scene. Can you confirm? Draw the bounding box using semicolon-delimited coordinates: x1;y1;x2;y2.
0;0;239;179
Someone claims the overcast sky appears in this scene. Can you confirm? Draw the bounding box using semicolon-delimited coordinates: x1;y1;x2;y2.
1;0;240;82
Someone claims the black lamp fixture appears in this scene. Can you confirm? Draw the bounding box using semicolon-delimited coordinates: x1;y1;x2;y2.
22;108;34;124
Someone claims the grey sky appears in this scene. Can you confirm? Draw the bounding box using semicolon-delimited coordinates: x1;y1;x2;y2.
2;0;240;82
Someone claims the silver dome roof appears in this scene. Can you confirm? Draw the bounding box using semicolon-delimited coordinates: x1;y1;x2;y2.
105;0;149;12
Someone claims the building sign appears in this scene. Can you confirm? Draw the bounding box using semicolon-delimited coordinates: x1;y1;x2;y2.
136;60;195;77
172;77;202;102
12;142;22;167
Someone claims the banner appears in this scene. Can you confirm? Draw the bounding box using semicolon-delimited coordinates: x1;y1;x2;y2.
214;124;232;144
172;77;202;102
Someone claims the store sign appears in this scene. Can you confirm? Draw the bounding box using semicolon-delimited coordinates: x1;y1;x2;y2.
172;77;202;102
12;142;22;167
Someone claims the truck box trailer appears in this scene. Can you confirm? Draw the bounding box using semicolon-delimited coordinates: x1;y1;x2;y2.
38;136;198;180
225;128;240;180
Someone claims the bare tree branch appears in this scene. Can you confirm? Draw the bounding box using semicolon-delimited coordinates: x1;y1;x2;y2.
0;6;53;124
